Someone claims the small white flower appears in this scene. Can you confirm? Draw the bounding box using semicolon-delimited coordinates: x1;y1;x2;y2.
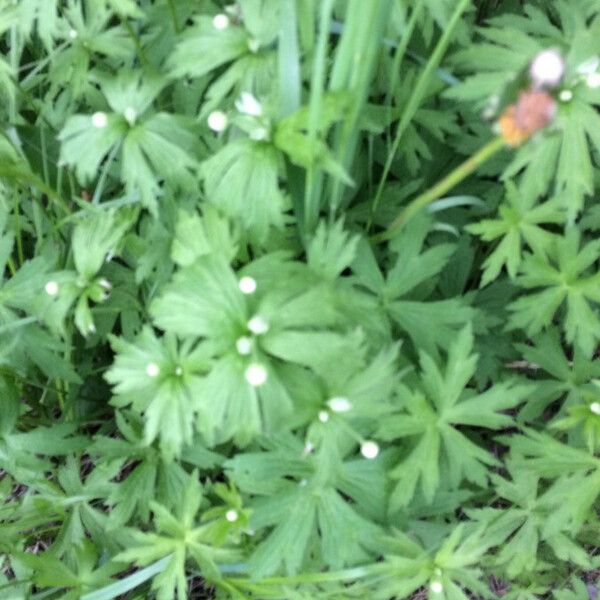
238;276;257;294
360;441;379;460
247;315;269;335
235;92;263;116
318;410;330;423
175;366;183;376
298;478;308;487
327;396;352;413
44;281;59;296
590;402;600;415
68;29;78;39
212;13;230;30
225;509;238;522
430;580;443;594
98;278;112;290
559;89;573;102
529;49;565;88
91;111;108;128
245;363;267;386
249;126;269;141
586;72;600;89
577;56;600;75
146;362;160;377
236;336;253;355
247;38;260;53
302;442;314;456
123;106;137;125
207;110;228;132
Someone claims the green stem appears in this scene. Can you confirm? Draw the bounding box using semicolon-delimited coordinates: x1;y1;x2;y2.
229;563;386;587
122;18;149;65
385;0;425;109
92;142;121;204
303;0;336;234
166;0;181;33
372;136;506;243
368;0;471;231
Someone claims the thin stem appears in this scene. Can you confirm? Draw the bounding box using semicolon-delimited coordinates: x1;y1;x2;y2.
92;142;121;205
385;0;425;109
303;0;335;234
371;136;505;243
166;0;181;33
368;0;471;231
122;18;149;65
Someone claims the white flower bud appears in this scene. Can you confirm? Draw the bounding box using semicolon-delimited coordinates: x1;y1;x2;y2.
207;110;228;132
238;276;257;294
247;315;269;335
590;402;600;415
91;111;108;128
247;38;260;53
249;126;269;141
225;509;238;522
236;336;253;355
318;410;330;423
175;366;183;376
529;49;565;88
123;106;137;125
327;396;352;413
98;278;112;290
430;580;443;594
212;13;230;30
69;29;78;39
360;441;379;459
577;56;600;75
245;363;267;386
44;281;59;296
235;92;262;116
146;362;160;377
559;89;573;102
586;73;600;89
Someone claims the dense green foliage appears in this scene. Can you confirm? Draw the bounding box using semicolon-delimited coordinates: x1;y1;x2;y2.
1;1;600;598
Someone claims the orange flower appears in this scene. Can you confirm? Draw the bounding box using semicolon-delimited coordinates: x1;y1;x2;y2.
499;89;556;146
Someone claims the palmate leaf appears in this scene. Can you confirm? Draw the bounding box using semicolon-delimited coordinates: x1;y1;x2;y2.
105;328;212;459
13;0;60;49
514;330;600;421
508;228;600;356
375;525;492;600
226;437;383;577
115;472;241;600
307;219;360;281
71;208;133;280
378;325;529;509
167;16;252;80
90;411;222;527
467;465;590;578
467;181;564;285
506;430;600;532
351;216;474;356
171;205;239;267
58;73;199;214
200;138;287;242
18;540;122;599
149;253;350;444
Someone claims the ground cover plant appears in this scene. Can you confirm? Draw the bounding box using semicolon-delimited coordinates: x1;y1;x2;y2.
1;0;600;598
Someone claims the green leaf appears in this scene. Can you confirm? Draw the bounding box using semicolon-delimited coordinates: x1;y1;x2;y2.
200;139;286;241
